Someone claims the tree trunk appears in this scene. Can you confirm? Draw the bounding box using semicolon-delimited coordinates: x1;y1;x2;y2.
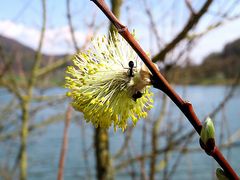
20;101;29;180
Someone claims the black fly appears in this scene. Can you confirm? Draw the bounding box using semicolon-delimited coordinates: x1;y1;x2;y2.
132;91;143;101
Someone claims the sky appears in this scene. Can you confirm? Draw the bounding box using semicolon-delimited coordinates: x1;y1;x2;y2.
0;0;240;64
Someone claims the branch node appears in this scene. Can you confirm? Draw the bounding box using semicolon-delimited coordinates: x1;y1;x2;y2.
118;26;127;33
150;75;165;92
199;138;216;156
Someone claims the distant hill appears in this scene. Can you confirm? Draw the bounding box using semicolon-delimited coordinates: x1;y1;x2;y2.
0;35;66;76
167;38;240;84
0;34;239;85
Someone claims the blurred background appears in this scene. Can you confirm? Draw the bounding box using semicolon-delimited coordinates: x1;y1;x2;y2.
0;0;240;179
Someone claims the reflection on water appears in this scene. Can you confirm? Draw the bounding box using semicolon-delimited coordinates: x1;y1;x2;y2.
0;86;240;179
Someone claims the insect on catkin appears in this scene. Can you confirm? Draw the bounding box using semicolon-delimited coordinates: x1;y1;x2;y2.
65;33;156;131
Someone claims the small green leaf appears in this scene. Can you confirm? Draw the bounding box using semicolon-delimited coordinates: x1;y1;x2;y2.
216;168;229;180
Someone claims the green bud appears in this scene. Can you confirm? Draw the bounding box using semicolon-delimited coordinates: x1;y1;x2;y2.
216;168;229;180
200;117;215;145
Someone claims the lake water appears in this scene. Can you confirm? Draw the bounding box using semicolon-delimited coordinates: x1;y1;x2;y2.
0;86;240;179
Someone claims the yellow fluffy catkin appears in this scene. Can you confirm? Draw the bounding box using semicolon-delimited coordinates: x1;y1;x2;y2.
65;33;154;131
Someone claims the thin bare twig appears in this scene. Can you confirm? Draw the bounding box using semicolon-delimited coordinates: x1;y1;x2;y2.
113;126;133;159
185;0;196;15
149;95;167;180
0;113;65;141
79;121;92;179
57;105;72;180
142;0;162;49
66;0;79;52
152;0;213;62
140;122;147;180
209;73;240;118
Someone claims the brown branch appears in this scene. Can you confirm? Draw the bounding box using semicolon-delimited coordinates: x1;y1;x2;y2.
187;12;240;41
79;121;92;179
66;0;79;52
209;73;240;118
36;56;70;77
57;105;72;180
0;44;13;78
91;0;239;179
140;122;147;180
0;113;65;141
142;0;162;49
185;0;196;15
0;78;22;100
149;95;167;180
115;123;193;171
166;132;194;179
127;143;137;179
0;46;23;101
28;0;46;90
113;125;133;159
152;0;213;62
36;3;97;78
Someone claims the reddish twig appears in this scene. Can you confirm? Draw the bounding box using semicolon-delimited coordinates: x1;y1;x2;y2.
91;0;239;179
57;105;72;180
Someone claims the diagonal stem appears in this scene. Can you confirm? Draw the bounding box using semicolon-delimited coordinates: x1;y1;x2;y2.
91;0;239;179
152;0;213;62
